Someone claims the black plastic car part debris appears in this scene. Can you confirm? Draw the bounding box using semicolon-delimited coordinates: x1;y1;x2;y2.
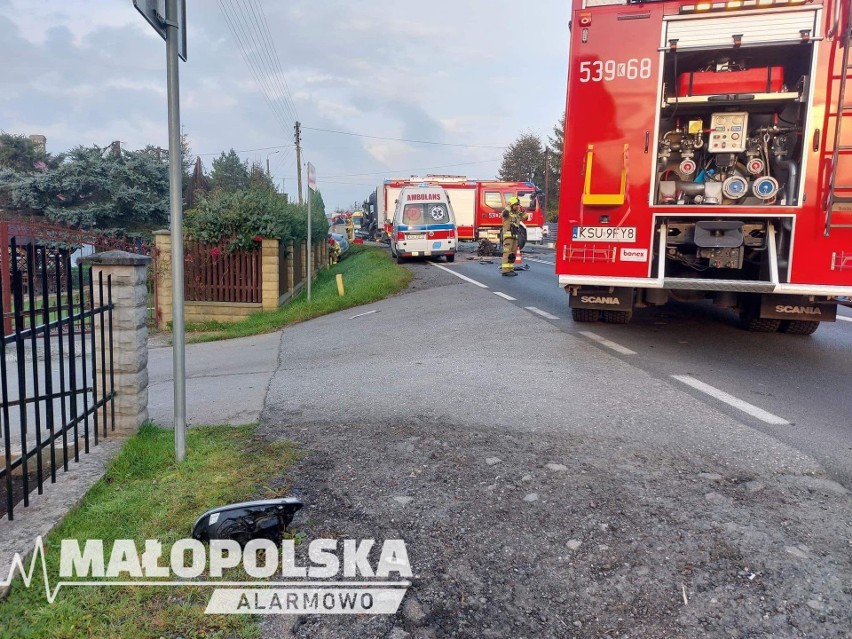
191;498;304;546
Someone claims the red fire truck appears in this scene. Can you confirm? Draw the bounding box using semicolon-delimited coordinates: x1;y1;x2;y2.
557;0;852;333
366;176;546;245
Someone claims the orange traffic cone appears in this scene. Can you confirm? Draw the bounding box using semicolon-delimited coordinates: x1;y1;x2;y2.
513;246;529;271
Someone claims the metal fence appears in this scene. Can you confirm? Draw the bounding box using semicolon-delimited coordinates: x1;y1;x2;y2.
0;239;115;520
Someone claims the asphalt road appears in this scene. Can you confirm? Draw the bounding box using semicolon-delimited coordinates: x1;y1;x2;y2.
407;241;852;488
261;264;850;638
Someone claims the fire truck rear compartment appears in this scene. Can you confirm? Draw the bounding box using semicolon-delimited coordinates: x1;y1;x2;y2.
569;214;838;330
649;216;837;329
642;33;837;330
655;42;812;208
666;219;766;271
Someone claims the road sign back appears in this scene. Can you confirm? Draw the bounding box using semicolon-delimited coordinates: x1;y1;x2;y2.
133;0;187;61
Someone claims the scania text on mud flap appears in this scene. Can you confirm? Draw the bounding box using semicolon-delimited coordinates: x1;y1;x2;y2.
557;0;852;333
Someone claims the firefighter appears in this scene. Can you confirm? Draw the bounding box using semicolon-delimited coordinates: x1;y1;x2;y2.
500;196;523;276
328;237;341;265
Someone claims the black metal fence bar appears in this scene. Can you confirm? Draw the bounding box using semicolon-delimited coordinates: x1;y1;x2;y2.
12;247;30;506
0;240;115;520
26;245;44;495
54;250;69;473
107;274;115;436
0;270;14;516
65;250;79;465
79;265;90;454
89;267;99;446
98;273;108;440
39;248;56;484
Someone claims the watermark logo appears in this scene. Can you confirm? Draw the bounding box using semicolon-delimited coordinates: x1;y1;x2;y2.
3;537;412;615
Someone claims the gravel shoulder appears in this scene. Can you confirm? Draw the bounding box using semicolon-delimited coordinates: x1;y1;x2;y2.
260;268;852;639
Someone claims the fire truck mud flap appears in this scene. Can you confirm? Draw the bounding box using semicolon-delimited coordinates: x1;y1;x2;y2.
758;295;838;322
569;287;635;311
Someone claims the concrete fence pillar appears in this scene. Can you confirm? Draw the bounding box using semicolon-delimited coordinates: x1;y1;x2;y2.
287;241;295;293
261;238;279;311
82;251;151;436
153;230;172;331
312;243;319;278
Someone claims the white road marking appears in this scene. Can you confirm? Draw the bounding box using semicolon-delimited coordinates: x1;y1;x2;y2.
671;375;790;425
578;331;636;355
525;306;560;320
349;310;378;320
430;263;489;288
836;315;852;323
524;257;555;266
493;292;516;301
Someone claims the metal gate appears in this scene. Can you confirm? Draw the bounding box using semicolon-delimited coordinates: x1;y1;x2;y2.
0;239;115;520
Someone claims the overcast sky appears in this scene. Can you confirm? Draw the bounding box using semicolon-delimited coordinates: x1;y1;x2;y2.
0;0;572;210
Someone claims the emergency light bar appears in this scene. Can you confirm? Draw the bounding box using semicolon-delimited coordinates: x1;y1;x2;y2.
680;0;808;14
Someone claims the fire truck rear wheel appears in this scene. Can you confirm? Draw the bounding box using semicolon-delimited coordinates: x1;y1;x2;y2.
779;320;820;335
571;308;601;323
445;253;455;263
397;253;406;264
743;317;782;333
601;310;632;324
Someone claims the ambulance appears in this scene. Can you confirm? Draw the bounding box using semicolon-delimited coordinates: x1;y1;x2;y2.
389;185;458;263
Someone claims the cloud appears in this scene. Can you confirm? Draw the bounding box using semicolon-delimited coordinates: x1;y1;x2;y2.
0;0;572;209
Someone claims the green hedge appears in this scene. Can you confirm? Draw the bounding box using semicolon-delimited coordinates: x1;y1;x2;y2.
184;186;328;251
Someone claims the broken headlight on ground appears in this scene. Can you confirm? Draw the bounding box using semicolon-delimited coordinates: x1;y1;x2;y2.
191;498;303;546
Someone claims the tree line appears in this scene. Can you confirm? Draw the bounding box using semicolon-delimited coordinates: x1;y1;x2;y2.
0;133;325;245
496;114;564;221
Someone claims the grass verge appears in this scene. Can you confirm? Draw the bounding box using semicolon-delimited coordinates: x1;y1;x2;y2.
0;423;299;639
185;244;411;342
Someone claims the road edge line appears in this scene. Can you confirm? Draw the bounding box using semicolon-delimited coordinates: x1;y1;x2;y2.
577;330;636;355
671;374;790;425
430;263;488;289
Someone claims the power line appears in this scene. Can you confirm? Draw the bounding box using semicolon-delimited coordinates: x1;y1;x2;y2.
323;158;501;179
239;0;298;124
197;144;294;157
228;0;295;130
218;1;296;139
230;0;294;125
267;149;293;180
252;0;299;122
301;126;508;150
218;1;292;135
318;179;387;186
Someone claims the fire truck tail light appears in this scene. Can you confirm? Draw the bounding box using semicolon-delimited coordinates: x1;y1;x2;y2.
680;0;808;13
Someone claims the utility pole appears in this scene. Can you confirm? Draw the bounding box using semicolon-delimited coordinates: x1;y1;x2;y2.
294;121;304;205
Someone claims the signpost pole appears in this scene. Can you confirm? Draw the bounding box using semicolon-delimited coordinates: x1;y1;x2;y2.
166;0;186;462
307;188;312;303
